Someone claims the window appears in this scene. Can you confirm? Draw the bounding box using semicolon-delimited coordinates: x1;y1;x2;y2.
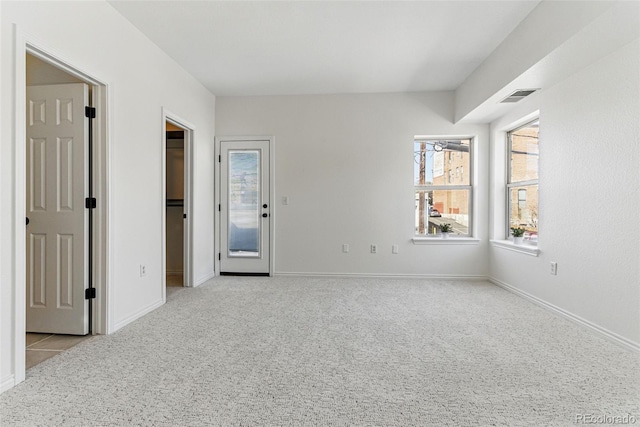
414;138;472;237
517;188;527;209
507;120;539;242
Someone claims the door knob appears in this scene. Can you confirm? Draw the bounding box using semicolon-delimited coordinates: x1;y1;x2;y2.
262;213;268;218
26;217;30;225
263;204;268;209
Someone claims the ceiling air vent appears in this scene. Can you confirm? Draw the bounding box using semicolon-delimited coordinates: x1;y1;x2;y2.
500;89;539;103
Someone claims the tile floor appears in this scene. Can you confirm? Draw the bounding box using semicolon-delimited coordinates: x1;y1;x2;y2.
26;333;93;370
167;273;183;287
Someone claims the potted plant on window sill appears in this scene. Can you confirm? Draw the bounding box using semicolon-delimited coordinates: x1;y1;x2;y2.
440;223;453;239
510;227;525;245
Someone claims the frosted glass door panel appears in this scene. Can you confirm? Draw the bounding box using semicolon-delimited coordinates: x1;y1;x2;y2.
228;151;260;257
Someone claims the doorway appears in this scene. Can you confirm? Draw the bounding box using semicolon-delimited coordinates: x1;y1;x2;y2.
218;138;274;275
162;112;194;297
165;123;186;288
21;50;108;372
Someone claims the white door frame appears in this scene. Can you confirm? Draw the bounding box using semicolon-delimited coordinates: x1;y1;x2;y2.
161;109;195;299
215;136;275;276
11;31;110;387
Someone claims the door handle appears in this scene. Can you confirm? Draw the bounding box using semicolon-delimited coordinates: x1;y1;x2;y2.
26;217;30;226
262;213;268;218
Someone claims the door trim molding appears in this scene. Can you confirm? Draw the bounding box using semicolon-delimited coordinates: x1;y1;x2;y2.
10;26;111;388
162;109;195;297
215;136;275;276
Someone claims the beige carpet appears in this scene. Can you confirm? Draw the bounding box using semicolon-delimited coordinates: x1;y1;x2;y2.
1;277;638;426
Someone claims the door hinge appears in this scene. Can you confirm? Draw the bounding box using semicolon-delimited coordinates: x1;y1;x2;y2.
218;155;221;163
85;106;96;119
85;197;97;209
218;204;221;212
183;213;187;219
218;253;221;261
85;288;96;300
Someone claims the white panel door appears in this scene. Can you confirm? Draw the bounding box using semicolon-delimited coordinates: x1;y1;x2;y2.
26;83;89;335
220;140;270;274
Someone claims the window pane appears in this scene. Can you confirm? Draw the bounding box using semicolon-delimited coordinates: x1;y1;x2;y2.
414;139;470;186
509;122;539;183
228;151;260;257
509;184;538;240
415;189;470;236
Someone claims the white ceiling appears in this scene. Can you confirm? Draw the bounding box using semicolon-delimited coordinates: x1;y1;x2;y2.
109;1;540;97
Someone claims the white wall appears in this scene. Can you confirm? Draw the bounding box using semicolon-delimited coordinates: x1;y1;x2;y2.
1;1;215;391
488;40;640;349
27;54;83;85
216;92;489;277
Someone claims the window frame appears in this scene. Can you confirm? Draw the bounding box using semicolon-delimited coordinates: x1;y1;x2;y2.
506;119;539;243
413;136;474;238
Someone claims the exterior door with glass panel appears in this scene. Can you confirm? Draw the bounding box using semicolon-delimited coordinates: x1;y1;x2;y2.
220;140;270;274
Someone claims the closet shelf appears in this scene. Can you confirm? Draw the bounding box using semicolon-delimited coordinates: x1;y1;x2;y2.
167;199;184;207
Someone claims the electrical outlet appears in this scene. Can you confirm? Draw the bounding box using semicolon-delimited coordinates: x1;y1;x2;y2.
371;244;377;254
550;262;557;275
342;243;349;253
140;265;147;277
392;244;399;254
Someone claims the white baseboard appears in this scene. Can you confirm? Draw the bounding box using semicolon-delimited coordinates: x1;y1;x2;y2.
111;298;164;333
1;374;15;394
489;277;640;353
194;270;216;287
275;271;489;281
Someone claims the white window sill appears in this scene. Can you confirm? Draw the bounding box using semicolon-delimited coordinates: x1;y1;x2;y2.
412;237;480;245
490;239;540;257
